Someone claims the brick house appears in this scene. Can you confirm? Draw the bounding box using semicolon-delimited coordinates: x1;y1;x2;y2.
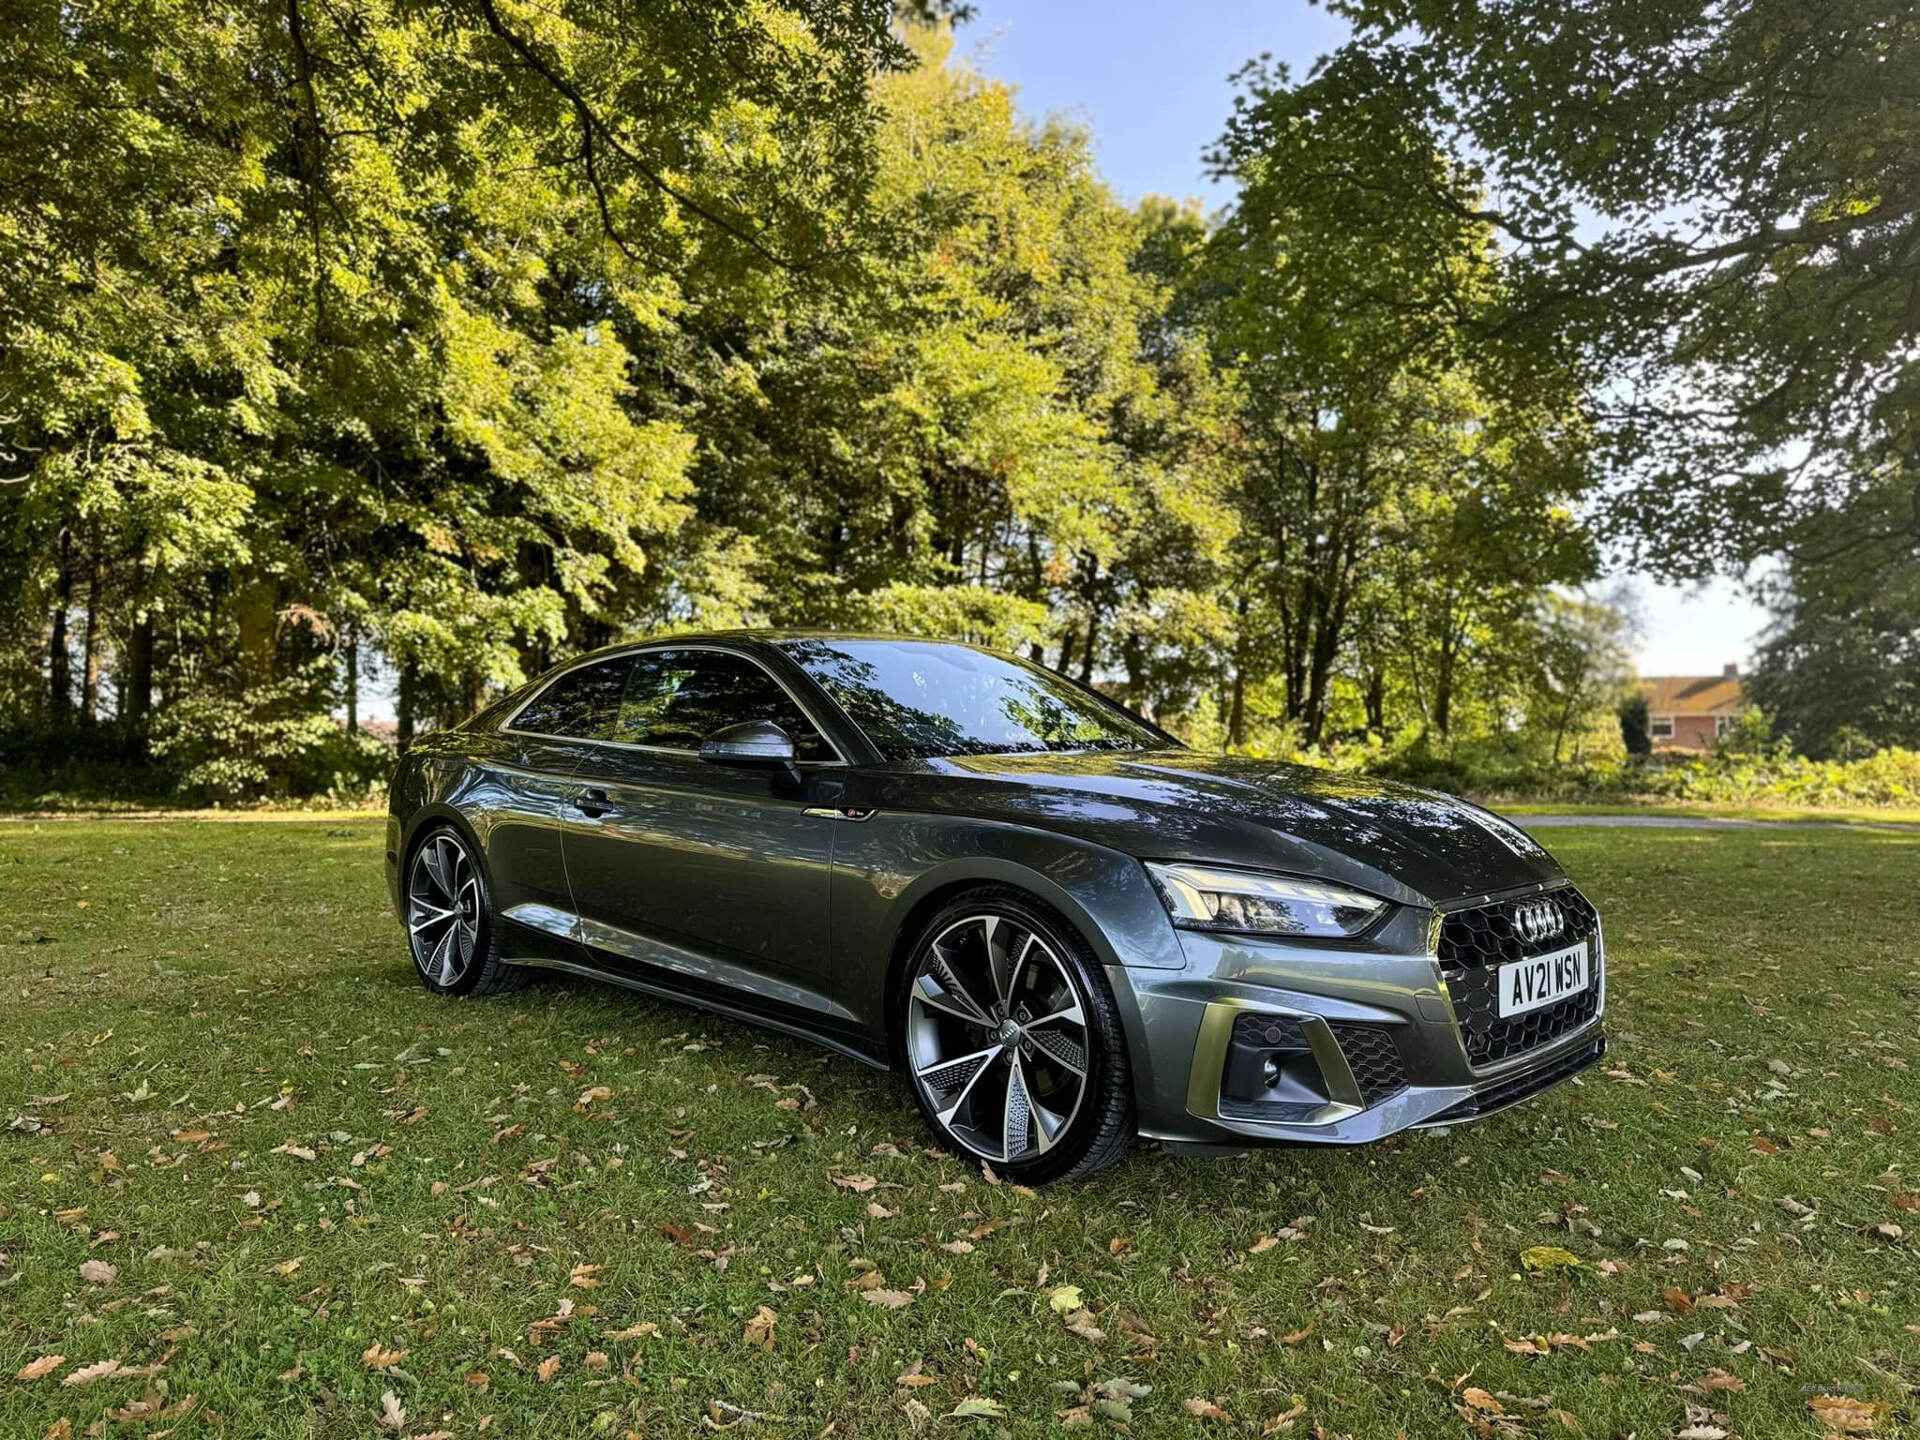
1641;665;1744;751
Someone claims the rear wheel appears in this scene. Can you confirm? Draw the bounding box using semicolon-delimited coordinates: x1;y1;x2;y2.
899;888;1132;1184
404;825;525;997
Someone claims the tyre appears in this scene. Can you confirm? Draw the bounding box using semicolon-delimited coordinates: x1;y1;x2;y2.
899;886;1133;1184
403;825;526;997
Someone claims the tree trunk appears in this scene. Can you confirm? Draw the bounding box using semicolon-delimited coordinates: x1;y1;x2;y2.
1077;610;1097;684
1363;667;1385;733
1432;630;1458;738
49;526;74;726
344;630;360;735
397;661;417;751
81;523;102;723
1226;660;1247;749
126;610;154;748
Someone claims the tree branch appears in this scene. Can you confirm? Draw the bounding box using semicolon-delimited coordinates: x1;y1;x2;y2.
471;0;796;271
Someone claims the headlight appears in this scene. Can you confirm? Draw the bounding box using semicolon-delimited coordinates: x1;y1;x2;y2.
1146;862;1388;939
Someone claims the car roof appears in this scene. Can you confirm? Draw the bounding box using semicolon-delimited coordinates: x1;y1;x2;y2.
575;630;1003;659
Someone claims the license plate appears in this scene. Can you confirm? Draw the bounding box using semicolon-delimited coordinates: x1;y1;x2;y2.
1497;941;1591;1018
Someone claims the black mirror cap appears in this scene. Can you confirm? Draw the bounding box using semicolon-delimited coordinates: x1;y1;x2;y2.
699;719;798;767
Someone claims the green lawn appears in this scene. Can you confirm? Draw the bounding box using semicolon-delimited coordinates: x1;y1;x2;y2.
2;821;1916;1439
1498;802;1920;827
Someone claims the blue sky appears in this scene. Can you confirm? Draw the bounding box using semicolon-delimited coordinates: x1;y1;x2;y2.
961;0;1769;677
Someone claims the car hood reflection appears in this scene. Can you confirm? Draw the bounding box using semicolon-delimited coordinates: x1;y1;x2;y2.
918;749;1560;904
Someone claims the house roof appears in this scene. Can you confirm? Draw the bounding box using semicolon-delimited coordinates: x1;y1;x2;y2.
1643;673;1743;715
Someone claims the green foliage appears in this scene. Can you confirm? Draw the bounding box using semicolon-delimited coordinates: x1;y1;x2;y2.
1745;473;1920;759
1293;0;1920;571
0;10;1750;801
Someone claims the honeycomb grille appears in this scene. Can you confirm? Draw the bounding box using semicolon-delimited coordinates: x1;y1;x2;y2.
1327;1023;1408;1105
1231;1012;1308;1049
1439;887;1601;1067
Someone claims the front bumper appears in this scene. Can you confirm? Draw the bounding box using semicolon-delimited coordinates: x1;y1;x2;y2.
1110;881;1606;1149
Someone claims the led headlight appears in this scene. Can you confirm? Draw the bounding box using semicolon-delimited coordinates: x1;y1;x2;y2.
1146;862;1387;939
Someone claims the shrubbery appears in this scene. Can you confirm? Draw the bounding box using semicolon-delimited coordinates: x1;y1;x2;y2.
1228;707;1920;810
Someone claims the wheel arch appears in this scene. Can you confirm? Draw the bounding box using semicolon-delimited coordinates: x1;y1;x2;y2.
875;854;1149;1068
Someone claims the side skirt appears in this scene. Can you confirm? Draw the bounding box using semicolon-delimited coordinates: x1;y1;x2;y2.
500;953;892;1072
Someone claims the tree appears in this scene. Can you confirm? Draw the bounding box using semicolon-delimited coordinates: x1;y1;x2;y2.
1196;56;1597;746
1618;694;1653;758
0;0;908;789
1746;474;1920;757
1264;0;1920;572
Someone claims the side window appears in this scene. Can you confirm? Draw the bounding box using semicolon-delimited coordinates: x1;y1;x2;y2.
511;657;634;740
615;650;834;761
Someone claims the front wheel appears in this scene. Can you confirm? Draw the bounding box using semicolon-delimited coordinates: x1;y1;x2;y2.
404;825;525;997
899;888;1133;1184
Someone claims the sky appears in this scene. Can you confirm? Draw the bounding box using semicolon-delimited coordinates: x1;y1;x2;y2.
960;0;1771;678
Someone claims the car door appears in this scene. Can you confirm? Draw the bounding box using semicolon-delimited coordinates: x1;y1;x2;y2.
482;653;638;966
560;647;843;1001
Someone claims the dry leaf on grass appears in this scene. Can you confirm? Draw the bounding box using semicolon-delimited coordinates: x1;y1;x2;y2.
863;1289;916;1310
377;1390;406;1431
62;1360;121;1387
536;1356;562;1383
568;1263;604;1289
743;1305;778;1348
1808;1395;1891;1434
362;1344;407;1370
16;1355;64;1381
77;1260;116;1286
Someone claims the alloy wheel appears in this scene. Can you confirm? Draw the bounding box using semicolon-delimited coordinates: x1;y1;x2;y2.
407;831;483;988
906;913;1091;1164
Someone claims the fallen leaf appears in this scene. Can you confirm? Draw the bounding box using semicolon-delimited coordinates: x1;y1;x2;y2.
16;1355;65;1381
78;1260;116;1286
536;1356;562;1383
863;1289;916;1310
949;1396;1007;1421
362;1344;407;1370
62;1360;121;1387
378;1389;406;1430
833;1173;880;1193
1808;1395;1890;1434
1183;1397;1230;1420
569;1263;604;1289
1462;1389;1505;1414
743;1305;778;1349
1520;1246;1581;1272
1047;1284;1084;1314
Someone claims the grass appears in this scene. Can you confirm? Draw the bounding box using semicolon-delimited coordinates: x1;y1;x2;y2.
2;820;1917;1440
1496;801;1920;826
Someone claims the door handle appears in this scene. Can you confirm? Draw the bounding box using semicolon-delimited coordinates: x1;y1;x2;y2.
574;785;613;818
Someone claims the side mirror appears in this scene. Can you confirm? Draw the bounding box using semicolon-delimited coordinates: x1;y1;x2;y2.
699;720;798;779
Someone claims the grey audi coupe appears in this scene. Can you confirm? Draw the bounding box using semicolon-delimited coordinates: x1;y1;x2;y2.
385;632;1605;1183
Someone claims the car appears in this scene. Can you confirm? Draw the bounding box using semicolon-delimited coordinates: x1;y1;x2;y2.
385;632;1605;1183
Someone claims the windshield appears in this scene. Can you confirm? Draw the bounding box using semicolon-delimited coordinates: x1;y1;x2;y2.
782;638;1173;761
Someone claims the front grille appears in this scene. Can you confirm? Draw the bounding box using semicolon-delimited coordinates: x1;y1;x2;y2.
1328;1023;1408;1105
1438;886;1601;1067
1426;1037;1605;1124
